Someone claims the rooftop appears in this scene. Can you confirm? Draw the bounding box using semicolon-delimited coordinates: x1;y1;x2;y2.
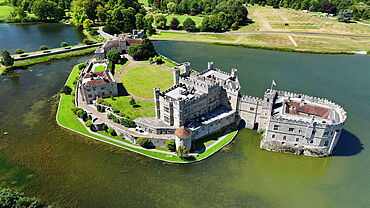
164;86;203;101
82;70;114;87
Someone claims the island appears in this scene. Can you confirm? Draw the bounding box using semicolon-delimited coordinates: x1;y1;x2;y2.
56;34;347;163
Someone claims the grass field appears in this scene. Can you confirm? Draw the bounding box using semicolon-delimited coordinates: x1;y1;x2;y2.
166;14;203;27
102;96;155;119
93;65;106;72
138;0;148;6
0;5;12;19
151;6;370;53
120;65;173;98
114;61;130;74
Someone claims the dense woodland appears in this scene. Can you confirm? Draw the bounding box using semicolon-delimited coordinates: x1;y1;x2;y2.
2;0;369;32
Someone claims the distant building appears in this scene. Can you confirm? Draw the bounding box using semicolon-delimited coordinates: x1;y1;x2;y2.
80;60;118;104
95;30;144;59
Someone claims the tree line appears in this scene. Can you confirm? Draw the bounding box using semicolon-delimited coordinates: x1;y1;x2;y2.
247;0;369;20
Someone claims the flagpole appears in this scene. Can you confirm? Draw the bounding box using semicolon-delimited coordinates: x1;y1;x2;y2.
270;80;274;92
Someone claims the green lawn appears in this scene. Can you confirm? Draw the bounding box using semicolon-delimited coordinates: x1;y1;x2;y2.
166;14;203;27
139;58;178;68
138;0;149;6
93;65;106;72
102;96;155;119
65;63;85;87
0;5;12;19
114;61;130;74
120;65;173;98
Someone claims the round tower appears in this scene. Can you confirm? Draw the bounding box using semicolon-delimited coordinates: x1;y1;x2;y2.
175;126;192;151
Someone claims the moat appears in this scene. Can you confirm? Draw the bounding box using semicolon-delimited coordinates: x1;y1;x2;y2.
0;33;369;207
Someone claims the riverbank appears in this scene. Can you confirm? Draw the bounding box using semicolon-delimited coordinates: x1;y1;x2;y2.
56;62;239;164
150;31;368;55
1;47;97;75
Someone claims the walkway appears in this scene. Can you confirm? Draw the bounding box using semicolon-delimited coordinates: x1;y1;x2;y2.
113;54;175;102
13;43;102;61
97;26;115;40
157;29;370;38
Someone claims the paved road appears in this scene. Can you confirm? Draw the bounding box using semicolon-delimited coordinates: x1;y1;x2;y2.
157;29;370;38
13;43;102;61
98;26;115;40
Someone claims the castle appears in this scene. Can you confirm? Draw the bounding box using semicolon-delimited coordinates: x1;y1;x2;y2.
135;62;347;157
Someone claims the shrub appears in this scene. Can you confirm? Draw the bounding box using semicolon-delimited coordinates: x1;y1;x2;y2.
85;120;93;127
127;38;157;60
61;85;72;94
82;38;96;45
77;63;87;70
61;42;69;47
101;123;109;132
170;17;180;30
39;45;48;50
129;98;136;106
231;22;239;30
108;128;117;136
137;137;150;147
96;105;105;112
165;140;176;151
176;145;189;158
15;49;25;54
183;18;196;32
107;113;116;120
152;56;164;65
76;109;88;121
118;56;128;64
71;106;82;114
120;118;136;128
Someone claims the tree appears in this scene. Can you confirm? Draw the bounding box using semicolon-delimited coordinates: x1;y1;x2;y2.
120;118;136;128
137;137;151;147
319;2;337;14
231;22;239;30
1;50;14;67
129;98;136;106
154;14;167;29
107;50;120;64
167;2;177;13
338;9;354;22
183;17;196;31
15;49;24;54
61;85;72;94
71;106;82;114
85;1;100;21
135;13;145;29
165;140;176;151
128;38;157;60
108;128;117;136
96;5;108;22
0;188;51;208
83;18;94;29
32;0;64;21
76;109;88;121
61;42;69;47
176;145;189;158
14;6;27;19
39;45;48;50
170;17;180;29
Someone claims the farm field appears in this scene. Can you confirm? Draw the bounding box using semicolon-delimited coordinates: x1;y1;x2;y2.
151;6;370;53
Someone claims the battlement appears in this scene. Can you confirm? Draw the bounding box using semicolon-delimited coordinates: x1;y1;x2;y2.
240;94;263;103
269;90;347;126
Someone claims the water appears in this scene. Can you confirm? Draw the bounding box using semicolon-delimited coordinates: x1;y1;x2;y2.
0;40;369;208
0;23;85;54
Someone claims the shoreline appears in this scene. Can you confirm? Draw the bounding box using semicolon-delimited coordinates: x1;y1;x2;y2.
55;62;239;164
151;39;359;55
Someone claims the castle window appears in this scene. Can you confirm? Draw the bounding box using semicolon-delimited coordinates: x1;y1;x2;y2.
272;134;275;138
298;130;302;133
282;142;285;145
283;136;286;140
324;141;329;146
289;128;294;132
324;131;329;136
102;92;105;96
250;107;255;111
164;116;170;123
296;138;299;141
312;130;316;136
273;125;279;130
310;140;314;144
164;107;169;112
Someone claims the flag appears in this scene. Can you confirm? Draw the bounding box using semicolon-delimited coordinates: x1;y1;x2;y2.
272;80;276;86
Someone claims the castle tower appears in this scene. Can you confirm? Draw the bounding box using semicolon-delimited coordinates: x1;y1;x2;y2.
231;68;237;79
184;62;190;75
153;87;161;119
174;67;180;85
208;62;213;70
175;126;192;151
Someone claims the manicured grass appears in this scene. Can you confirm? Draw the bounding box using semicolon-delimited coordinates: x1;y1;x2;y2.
13;47;97;68
166;14;203;27
138;0;148;6
139;58;178;68
120;65;173;98
102;96;155;119
114;61;130;74
65;63;85;87
93;65;106;72
0;5;12;19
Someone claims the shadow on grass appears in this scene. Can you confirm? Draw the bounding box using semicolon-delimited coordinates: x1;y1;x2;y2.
117;83;129;96
133;104;141;108
333;129;363;157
